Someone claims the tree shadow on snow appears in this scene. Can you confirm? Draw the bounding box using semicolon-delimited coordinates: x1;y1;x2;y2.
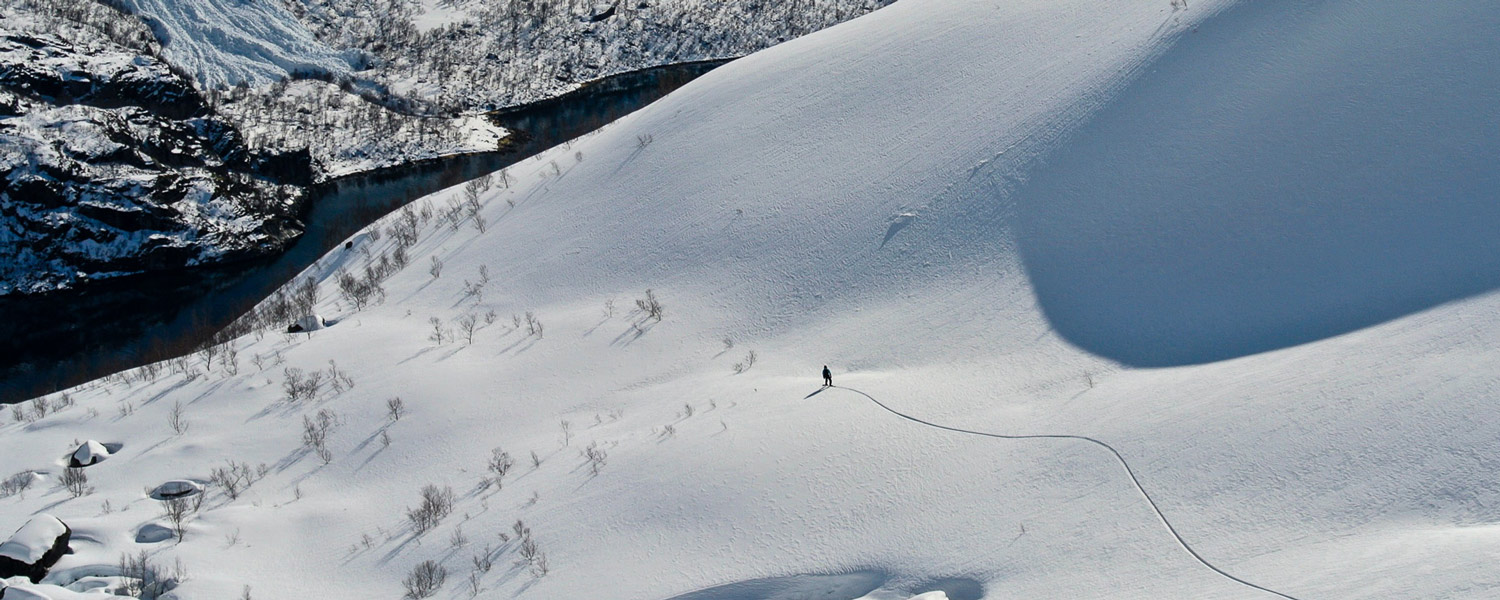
398;346;438;365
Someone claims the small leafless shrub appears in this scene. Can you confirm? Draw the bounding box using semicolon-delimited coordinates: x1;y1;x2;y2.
403;560;447;599
211;461;264;500
1;470;34;498
450;525;468;547
302;409;339;464
63;466;88;497
387;396;405;421
222;347;240;375
513;522;548;578
457;314;478;344
635;289;664;322
29;396;49;421
168;400;188;435
530;450;541;469
162;496;192;541
733;350;758;374
429;317;447;345
429;256;444;279
117;550;175;599
326;360;355;392
559;420;572;446
406;484;455;534
582;442;607;476
524;311;542;338
636;133;654;148
460;280;483;304
472;546;494;573
283;368;322;402
487;448;514;488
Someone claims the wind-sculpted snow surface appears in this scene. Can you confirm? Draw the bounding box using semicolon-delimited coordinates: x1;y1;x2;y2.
1015;0;1500;366
3;0;1500;599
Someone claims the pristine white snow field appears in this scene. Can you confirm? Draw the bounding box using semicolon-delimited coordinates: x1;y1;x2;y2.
4;0;1500;598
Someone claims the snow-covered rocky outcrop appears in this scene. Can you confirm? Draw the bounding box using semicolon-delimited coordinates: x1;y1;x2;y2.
0;3;310;296
1;0;889;297
0;514;69;583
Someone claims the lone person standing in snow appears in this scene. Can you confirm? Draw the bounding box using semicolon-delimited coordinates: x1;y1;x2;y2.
822;365;833;387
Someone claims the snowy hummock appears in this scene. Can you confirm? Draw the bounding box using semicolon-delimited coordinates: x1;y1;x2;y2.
0;515;66;565
0;581;130;600
291;315;327;333
70;442;109;468
2;0;1499;599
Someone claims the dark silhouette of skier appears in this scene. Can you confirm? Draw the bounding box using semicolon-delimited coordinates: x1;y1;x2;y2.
822;366;832;387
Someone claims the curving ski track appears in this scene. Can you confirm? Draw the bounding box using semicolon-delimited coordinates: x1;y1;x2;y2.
831;386;1304;600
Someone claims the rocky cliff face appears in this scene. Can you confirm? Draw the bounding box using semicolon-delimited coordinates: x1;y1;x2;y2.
0;28;310;295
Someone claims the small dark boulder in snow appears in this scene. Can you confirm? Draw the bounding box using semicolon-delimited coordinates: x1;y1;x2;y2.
68;440;110;467
0;514;71;583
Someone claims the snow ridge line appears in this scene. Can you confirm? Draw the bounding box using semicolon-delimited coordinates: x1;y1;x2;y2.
831;386;1304;600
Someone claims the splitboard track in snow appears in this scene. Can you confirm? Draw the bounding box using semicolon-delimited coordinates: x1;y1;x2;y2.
829;386;1305;600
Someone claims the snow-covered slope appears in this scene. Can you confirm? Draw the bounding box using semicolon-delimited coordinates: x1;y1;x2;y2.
5;0;1500;599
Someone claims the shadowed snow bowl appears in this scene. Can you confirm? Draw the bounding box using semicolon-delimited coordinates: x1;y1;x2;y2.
1014;0;1500;366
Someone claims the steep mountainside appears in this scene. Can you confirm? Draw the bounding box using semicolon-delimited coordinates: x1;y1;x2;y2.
0;0;888;296
0;12;309;295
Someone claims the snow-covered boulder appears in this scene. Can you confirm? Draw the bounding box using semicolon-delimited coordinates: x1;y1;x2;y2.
67;441;109;468
0;515;70;583
0;583;51;600
287;315;327;333
0;581;133;599
149;480;202;500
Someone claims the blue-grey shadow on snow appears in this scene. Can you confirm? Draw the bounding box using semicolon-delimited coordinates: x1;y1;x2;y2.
661;571;885;600
1012;0;1500;366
